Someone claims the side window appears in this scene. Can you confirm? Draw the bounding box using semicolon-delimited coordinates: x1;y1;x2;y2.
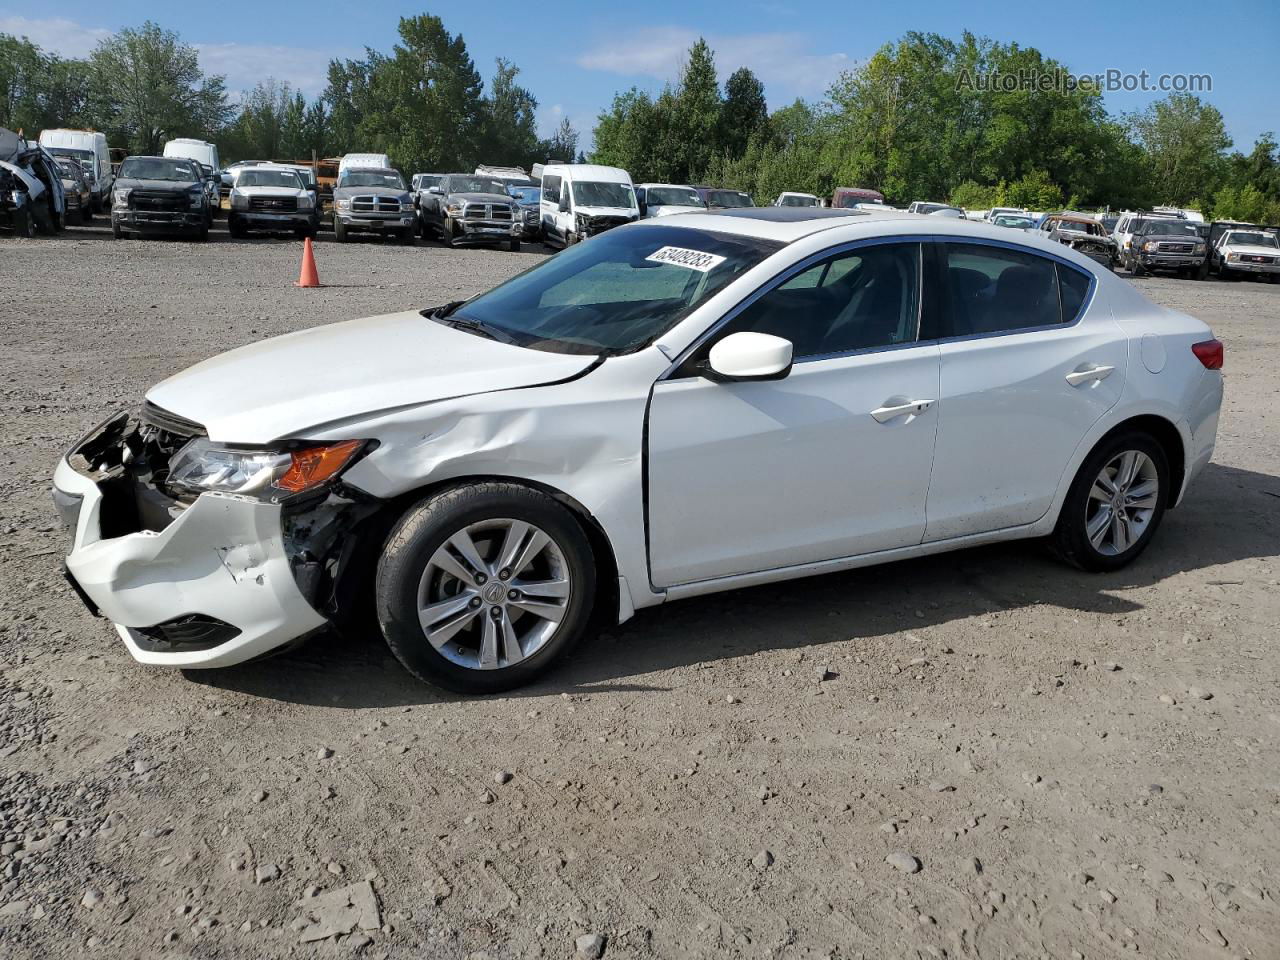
1057;264;1092;323
939;242;1062;336
542;175;560;204
710;242;921;361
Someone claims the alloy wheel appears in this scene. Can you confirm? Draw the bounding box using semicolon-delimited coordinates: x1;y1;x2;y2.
416;519;571;670
1084;450;1160;556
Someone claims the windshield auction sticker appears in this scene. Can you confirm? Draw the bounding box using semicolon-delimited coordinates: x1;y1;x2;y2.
646;246;727;272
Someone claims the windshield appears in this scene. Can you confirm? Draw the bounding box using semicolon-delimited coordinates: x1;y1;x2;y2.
415;174;441;190
915;202;950;214
1057;220;1102;235
340;170;406;189
780;194;818;207
49;147;93;164
646;187;703;207
708;190;753;208
445;224;781;355
119;157;198;182
1140;220;1199;237
572;181;636;209
995;216;1034;229
237;169;304;189
1225;231;1277;248
448;176;506;195
509;186;541;203
57;160;83;179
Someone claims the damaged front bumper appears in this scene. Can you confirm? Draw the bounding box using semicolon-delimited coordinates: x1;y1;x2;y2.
52;410;362;668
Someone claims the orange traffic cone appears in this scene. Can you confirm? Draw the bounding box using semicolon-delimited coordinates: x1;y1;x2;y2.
296;237;321;288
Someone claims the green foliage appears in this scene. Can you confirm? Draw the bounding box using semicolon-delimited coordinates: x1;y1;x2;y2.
479;58;541;168
948;180;1002;210
1129;94;1231;206
1003;170;1063;210
89;22;231;154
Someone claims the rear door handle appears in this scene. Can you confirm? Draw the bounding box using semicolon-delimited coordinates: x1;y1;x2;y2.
870;398;935;423
1065;364;1115;387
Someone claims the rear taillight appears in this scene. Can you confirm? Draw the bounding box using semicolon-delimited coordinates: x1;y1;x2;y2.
1192;338;1223;370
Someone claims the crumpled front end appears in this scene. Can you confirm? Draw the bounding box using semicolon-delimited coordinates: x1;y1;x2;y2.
53;408;329;667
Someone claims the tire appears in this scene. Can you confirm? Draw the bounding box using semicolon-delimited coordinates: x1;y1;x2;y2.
564;229;577;248
333;219;347;243
228;216;244;239
376;482;597;694
446;218;461;248
81;202;93;223
110;218;123;240
195;225;209;242
1130;259;1146;277
507;239;521;252
14;210;35;239
1050;431;1170;572
1218;264;1233;281
399;227;415;245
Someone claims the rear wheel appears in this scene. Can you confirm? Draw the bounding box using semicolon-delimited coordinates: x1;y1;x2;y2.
14;209;36;238
1051;432;1169;572
377;483;597;694
333;219;347;243
399;226;415;245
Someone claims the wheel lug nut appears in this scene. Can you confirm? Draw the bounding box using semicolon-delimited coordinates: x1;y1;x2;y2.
489;607;502;619
508;589;520;601
498;568;511;580
469;597;481;608
474;573;487;585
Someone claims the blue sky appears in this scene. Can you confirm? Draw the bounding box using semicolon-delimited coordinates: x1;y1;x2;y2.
2;0;1275;151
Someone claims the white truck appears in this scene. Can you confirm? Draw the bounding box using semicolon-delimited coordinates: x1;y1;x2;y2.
38;129;113;212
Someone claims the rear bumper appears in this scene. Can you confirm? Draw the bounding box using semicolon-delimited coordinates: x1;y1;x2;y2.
53;456;326;668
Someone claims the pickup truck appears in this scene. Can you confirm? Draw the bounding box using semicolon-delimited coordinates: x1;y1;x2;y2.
331;167;416;243
419;174;522;250
1212;226;1280;282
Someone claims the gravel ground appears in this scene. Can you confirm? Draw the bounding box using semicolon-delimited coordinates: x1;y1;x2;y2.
1;219;1279;959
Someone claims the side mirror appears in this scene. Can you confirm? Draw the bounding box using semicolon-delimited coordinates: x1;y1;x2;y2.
428;185;443;195
220;173;233;186
704;332;793;382
558;196;570;213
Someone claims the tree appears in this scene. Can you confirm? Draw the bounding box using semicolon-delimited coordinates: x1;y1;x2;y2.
671;39;722;182
89;22;230;154
544;116;579;163
1130;94;1231;206
718;67;767;161
949;180;1002;209
321;14;485;173
0;33;91;134
481;58;540;167
1003;170;1063;209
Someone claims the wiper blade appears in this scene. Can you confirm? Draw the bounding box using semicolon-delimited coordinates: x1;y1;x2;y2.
422;300;464;320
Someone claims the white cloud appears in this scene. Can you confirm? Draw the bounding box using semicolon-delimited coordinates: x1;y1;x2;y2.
0;15;111;56
197;42;355;99
576;27;853;101
0;15;346;99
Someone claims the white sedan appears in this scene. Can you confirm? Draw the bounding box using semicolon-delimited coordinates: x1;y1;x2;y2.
54;208;1224;693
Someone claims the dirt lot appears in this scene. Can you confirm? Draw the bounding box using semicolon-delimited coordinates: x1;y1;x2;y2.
1;219;1278;960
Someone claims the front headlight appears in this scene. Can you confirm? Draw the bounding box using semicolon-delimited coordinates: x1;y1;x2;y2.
335;198;351;211
297;193;314;209
1142;241;1158;252
167;438;366;502
445;201;464;217
1194;242;1206;253
113;187;131;206
231;191;248;210
1226;252;1240;262
400;199;414;212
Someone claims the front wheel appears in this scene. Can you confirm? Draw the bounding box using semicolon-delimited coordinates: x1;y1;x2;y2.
376;483;597;694
110;218;123;240
1051;432;1169;572
333;219;347;243
507;238;521;252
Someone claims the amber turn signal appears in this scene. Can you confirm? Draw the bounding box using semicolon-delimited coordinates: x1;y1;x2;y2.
276;439;365;493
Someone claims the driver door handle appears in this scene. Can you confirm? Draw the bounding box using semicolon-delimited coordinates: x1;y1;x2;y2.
870;398;935;423
1065;363;1115;387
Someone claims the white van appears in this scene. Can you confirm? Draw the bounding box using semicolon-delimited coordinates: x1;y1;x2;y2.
339;153;392;175
38;129;113;211
539;163;638;247
163;138;221;174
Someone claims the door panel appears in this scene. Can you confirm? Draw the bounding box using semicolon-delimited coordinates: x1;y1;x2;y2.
648;344;941;587
926;328;1126;540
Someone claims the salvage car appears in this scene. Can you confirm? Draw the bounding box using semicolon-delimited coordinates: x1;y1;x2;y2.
419;173;522;250
637;183;707;218
775;192;820;208
992;214;1035;230
508;184;543;239
332;167;416;243
693;185;755;210
111;155;210;241
831;187;885;209
1212;227;1280;282
540;164;639;248
1;128;67;234
227;164;320;239
1125;219;1206;278
1039;213;1117;269
54;207;1223;694
56;158;93;223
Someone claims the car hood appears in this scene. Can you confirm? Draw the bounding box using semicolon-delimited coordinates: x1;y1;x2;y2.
449;191;512;204
333;185;410;200
145;309;598;443
235;185;305;198
1222;243;1279;256
118;177;199;193
576;206;637;219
